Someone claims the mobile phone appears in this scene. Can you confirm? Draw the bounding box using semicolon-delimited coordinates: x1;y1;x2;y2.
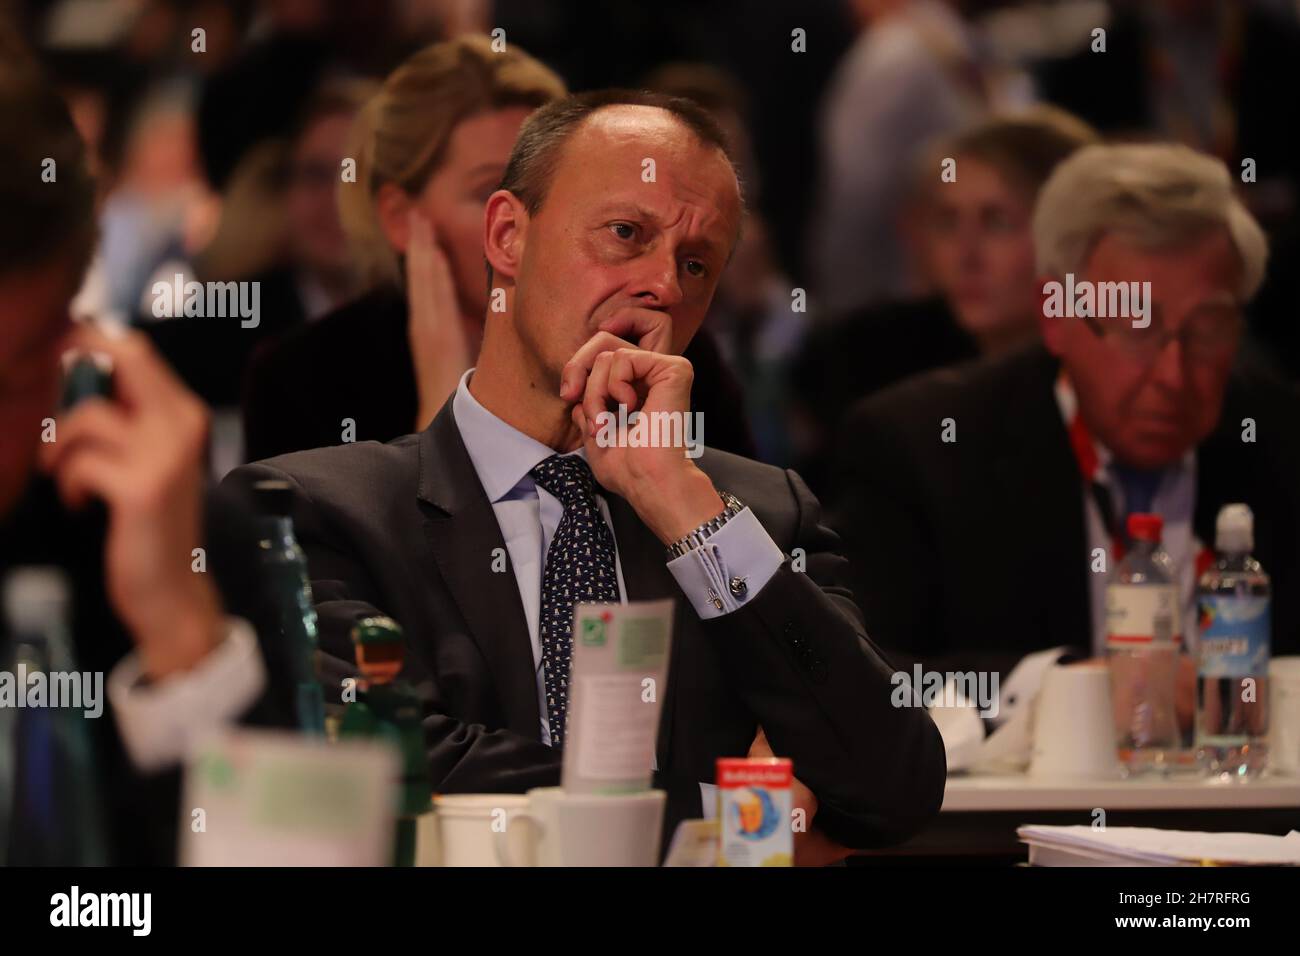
60;351;114;409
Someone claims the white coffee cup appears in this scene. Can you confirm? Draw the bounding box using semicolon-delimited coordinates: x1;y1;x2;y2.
1268;657;1300;776
418;794;531;866
1030;662;1121;779
494;787;667;867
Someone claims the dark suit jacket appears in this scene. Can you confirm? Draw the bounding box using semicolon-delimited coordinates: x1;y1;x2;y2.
141;266;306;408
241;287;758;463
0;479;296;865
834;345;1300;679
224;398;947;851
790;296;980;498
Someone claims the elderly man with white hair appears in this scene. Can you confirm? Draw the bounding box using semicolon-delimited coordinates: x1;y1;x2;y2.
834;141;1300;727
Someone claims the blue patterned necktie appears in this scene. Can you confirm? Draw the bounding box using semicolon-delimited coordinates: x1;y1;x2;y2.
529;454;622;748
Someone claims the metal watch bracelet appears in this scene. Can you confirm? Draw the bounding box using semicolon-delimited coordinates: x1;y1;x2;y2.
665;491;746;560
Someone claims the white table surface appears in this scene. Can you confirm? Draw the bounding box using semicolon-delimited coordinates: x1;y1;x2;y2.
941;772;1300;812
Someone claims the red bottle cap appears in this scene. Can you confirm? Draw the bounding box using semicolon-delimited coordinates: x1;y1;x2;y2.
1127;512;1163;542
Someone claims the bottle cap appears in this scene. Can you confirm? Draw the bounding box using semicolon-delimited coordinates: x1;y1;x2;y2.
3;567;70;634
1215;503;1254;552
253;479;293;517
351;615;405;646
1126;513;1163;542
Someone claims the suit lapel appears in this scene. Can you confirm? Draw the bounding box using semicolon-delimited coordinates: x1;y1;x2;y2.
993;349;1092;652
606;492;682;771
416;402;540;738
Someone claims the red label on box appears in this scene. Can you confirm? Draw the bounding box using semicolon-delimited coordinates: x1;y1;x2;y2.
716;757;793;788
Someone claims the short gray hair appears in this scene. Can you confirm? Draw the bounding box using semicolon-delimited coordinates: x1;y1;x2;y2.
1032;143;1268;300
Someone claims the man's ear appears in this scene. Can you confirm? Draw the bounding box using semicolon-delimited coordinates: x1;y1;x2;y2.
484;189;527;282
376;183;414;253
1036;274;1066;356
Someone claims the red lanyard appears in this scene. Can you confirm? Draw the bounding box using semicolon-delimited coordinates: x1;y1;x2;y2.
1063;401;1214;577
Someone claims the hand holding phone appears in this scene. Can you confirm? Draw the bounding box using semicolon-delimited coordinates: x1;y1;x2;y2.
40;324;225;679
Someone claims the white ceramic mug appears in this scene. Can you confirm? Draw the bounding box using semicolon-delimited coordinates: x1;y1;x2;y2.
1268;657;1300;776
1030;662;1121;778
493;787;667;867
417;794;531;866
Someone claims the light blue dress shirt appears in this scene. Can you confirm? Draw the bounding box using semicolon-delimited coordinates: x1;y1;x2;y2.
451;369;784;746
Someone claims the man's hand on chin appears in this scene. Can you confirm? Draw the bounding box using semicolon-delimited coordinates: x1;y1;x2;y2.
559;326;722;544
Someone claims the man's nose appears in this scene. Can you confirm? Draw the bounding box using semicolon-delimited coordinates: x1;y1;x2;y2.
630;248;684;308
1148;334;1188;392
957;227;985;272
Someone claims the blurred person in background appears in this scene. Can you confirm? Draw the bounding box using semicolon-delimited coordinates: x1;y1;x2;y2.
793;108;1096;495
242;36;757;463
142;77;376;408
35;0;260;324
643;63;797;466
274;78;379;320
241;34;565;461
0;49;292;865
809;0;1014;315
835;143;1300;726
1035;0;1300;382
85;84;217;326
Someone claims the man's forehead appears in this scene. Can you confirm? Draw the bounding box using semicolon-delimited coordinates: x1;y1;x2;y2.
1088;231;1241;289
551;107;740;229
579;103;704;145
560;107;736;187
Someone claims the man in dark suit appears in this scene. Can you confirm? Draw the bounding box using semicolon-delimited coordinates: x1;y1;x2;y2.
836;143;1300;718
0;54;293;865
228;89;947;861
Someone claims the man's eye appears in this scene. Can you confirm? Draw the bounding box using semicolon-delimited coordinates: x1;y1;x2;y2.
683;259;707;278
929;208;958;232
983;210;1014;233
610;223;637;240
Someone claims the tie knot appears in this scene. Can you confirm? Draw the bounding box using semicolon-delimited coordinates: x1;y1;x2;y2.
530;454;599;510
1110;462;1164;520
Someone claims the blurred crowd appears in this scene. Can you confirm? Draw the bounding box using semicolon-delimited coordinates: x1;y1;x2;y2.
4;0;1300;864
6;0;1298;484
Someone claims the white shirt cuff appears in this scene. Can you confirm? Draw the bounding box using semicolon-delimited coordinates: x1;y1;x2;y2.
666;507;784;620
108;616;267;772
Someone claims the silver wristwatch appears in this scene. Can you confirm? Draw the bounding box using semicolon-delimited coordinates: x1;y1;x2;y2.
665;491;746;560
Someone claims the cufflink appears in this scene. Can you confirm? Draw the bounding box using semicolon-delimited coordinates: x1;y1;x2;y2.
707;586;724;611
728;575;748;599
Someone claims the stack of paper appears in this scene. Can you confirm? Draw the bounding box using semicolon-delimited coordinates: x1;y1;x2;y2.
1018;825;1300;866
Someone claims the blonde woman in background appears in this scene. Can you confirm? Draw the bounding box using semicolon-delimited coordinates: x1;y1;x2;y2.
242;35;566;461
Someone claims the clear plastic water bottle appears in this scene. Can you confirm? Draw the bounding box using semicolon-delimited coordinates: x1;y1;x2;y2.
0;567;106;864
254;480;326;735
1106;513;1181;776
1196;504;1270;779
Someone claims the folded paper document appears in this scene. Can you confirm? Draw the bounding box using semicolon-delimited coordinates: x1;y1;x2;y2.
1018;825;1300;866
